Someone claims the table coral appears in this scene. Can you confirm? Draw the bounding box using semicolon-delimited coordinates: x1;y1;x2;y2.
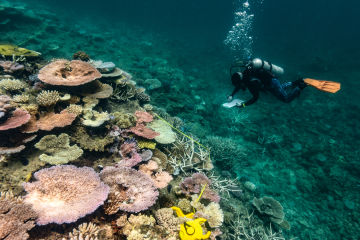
35;133;83;165
38;59;101;86
100;166;159;214
0;108;30;131
23;165;110;225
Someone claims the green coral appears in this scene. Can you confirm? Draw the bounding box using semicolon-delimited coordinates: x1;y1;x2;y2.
111;111;136;128
35;133;83;165
0;44;40;57
71;125;114;151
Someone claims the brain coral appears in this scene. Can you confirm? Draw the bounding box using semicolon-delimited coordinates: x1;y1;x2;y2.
38;59;101;86
23;165;110;225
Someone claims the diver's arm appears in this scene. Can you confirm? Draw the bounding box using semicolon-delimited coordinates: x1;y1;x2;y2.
230;86;241;97
240;88;259;107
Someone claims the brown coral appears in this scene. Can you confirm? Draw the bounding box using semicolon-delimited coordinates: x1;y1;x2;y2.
0;192;37;240
38;59;101;86
0;108;30;131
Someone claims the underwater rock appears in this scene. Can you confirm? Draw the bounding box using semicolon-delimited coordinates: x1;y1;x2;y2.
23;165;110;225
148;119;176;144
35;133;83;165
38;59;101;86
0;192;38;240
100;166;159;214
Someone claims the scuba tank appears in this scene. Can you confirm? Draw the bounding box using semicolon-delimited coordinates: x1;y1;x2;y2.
251;58;284;77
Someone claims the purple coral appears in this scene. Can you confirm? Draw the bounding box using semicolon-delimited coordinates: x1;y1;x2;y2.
180;172;220;203
100;166;159;214
23;165;110;225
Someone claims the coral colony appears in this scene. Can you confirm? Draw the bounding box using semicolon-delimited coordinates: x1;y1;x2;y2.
0;44;289;240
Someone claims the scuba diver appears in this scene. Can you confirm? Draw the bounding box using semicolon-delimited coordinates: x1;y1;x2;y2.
227;58;341;108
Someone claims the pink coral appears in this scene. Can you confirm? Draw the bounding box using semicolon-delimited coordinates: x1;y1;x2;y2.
23;165;110;225
130;123;159;139
117;141;142;167
134;111;153;123
139;160;173;189
100;166;159;214
0;108;30;131
180;173;220;203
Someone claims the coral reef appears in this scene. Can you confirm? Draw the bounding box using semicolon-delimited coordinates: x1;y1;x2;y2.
100;166;159;214
23;165;109;225
35;133;83;165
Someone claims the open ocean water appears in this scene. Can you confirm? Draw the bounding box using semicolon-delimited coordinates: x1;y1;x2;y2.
1;0;359;239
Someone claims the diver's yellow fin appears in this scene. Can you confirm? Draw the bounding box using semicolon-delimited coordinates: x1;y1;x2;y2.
304;78;341;93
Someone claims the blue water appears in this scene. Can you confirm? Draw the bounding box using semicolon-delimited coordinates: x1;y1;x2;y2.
1;0;359;239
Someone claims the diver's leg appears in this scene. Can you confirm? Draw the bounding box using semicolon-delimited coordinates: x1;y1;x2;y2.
268;78;301;103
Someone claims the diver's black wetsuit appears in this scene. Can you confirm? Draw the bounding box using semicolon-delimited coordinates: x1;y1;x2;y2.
230;66;302;107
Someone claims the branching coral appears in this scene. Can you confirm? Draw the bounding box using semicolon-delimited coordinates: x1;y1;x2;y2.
36;90;60;106
0;78;27;91
35;133;83;165
23;165;109;225
65;104;83;116
100;166;159;214
66;222;100;240
166;136;213;175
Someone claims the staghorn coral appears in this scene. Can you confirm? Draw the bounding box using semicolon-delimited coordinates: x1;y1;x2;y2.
82;110;110;127
0;78;27;91
71;125;114;151
23;165;110;225
38;59;101;86
0;192;37;240
35;133;83;165
110;111;136;129
100;166;159;214
180;172;220;203
0;108;30;131
252;196;290;230
36;90;60;106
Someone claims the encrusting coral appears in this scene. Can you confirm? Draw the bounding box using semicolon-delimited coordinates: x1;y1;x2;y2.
35;133;83;165
36;90;60;106
23;165;110;225
100;166;159;214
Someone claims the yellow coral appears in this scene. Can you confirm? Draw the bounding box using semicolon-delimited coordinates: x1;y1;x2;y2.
0;44;40;57
137;140;156;150
36;90;60;106
66;104;83;116
12;94;30;103
0;79;27;91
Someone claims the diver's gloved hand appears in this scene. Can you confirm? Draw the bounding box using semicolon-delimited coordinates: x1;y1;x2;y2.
235;101;245;108
293;78;307;90
227;95;233;102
